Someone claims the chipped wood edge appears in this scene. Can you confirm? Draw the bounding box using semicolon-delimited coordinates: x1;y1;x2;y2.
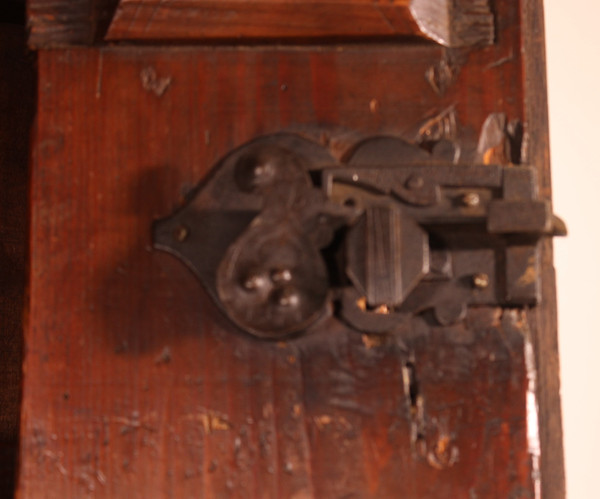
27;0;118;48
409;0;495;47
521;0;566;496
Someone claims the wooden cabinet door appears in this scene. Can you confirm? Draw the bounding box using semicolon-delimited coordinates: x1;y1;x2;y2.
20;0;565;497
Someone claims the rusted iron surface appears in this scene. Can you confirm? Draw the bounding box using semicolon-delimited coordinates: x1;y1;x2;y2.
153;133;564;339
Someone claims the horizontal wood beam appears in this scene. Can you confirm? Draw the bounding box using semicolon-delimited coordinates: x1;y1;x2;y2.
105;0;494;47
106;0;419;41
27;0;495;48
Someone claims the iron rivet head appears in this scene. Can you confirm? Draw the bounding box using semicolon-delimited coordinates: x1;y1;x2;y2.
462;192;480;207
405;175;424;190
273;286;300;308
271;268;292;283
254;164;269;176
242;273;268;292
472;273;490;289
234;152;277;192
174;225;189;242
374;304;390;314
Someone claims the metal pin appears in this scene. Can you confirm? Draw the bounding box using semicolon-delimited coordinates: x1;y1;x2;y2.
374;304;390;314
472;273;490;289
462;192;481;207
243;273;267;291
271;268;292;283
276;287;300;307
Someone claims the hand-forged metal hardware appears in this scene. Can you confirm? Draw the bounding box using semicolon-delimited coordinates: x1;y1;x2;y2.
153;133;565;340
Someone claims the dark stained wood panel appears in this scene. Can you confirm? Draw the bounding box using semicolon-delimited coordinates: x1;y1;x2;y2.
20;30;537;499
19;0;565;497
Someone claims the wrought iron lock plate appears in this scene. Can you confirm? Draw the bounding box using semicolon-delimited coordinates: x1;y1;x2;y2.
153;133;565;340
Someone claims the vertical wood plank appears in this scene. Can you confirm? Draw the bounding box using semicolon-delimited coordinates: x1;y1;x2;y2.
18;0;563;496
521;0;567;496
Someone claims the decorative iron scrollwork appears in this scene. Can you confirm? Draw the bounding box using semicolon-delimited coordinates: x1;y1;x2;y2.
153;133;565;340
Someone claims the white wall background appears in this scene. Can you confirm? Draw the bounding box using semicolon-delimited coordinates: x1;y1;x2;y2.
544;1;600;497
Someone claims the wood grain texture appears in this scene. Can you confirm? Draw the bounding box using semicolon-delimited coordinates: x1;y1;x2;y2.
27;0;118;47
19;0;562;497
521;0;566;496
28;0;495;48
106;0;422;42
109;0;492;47
0;23;34;497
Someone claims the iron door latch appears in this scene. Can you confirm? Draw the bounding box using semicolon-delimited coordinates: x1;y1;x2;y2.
153;133;565;339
